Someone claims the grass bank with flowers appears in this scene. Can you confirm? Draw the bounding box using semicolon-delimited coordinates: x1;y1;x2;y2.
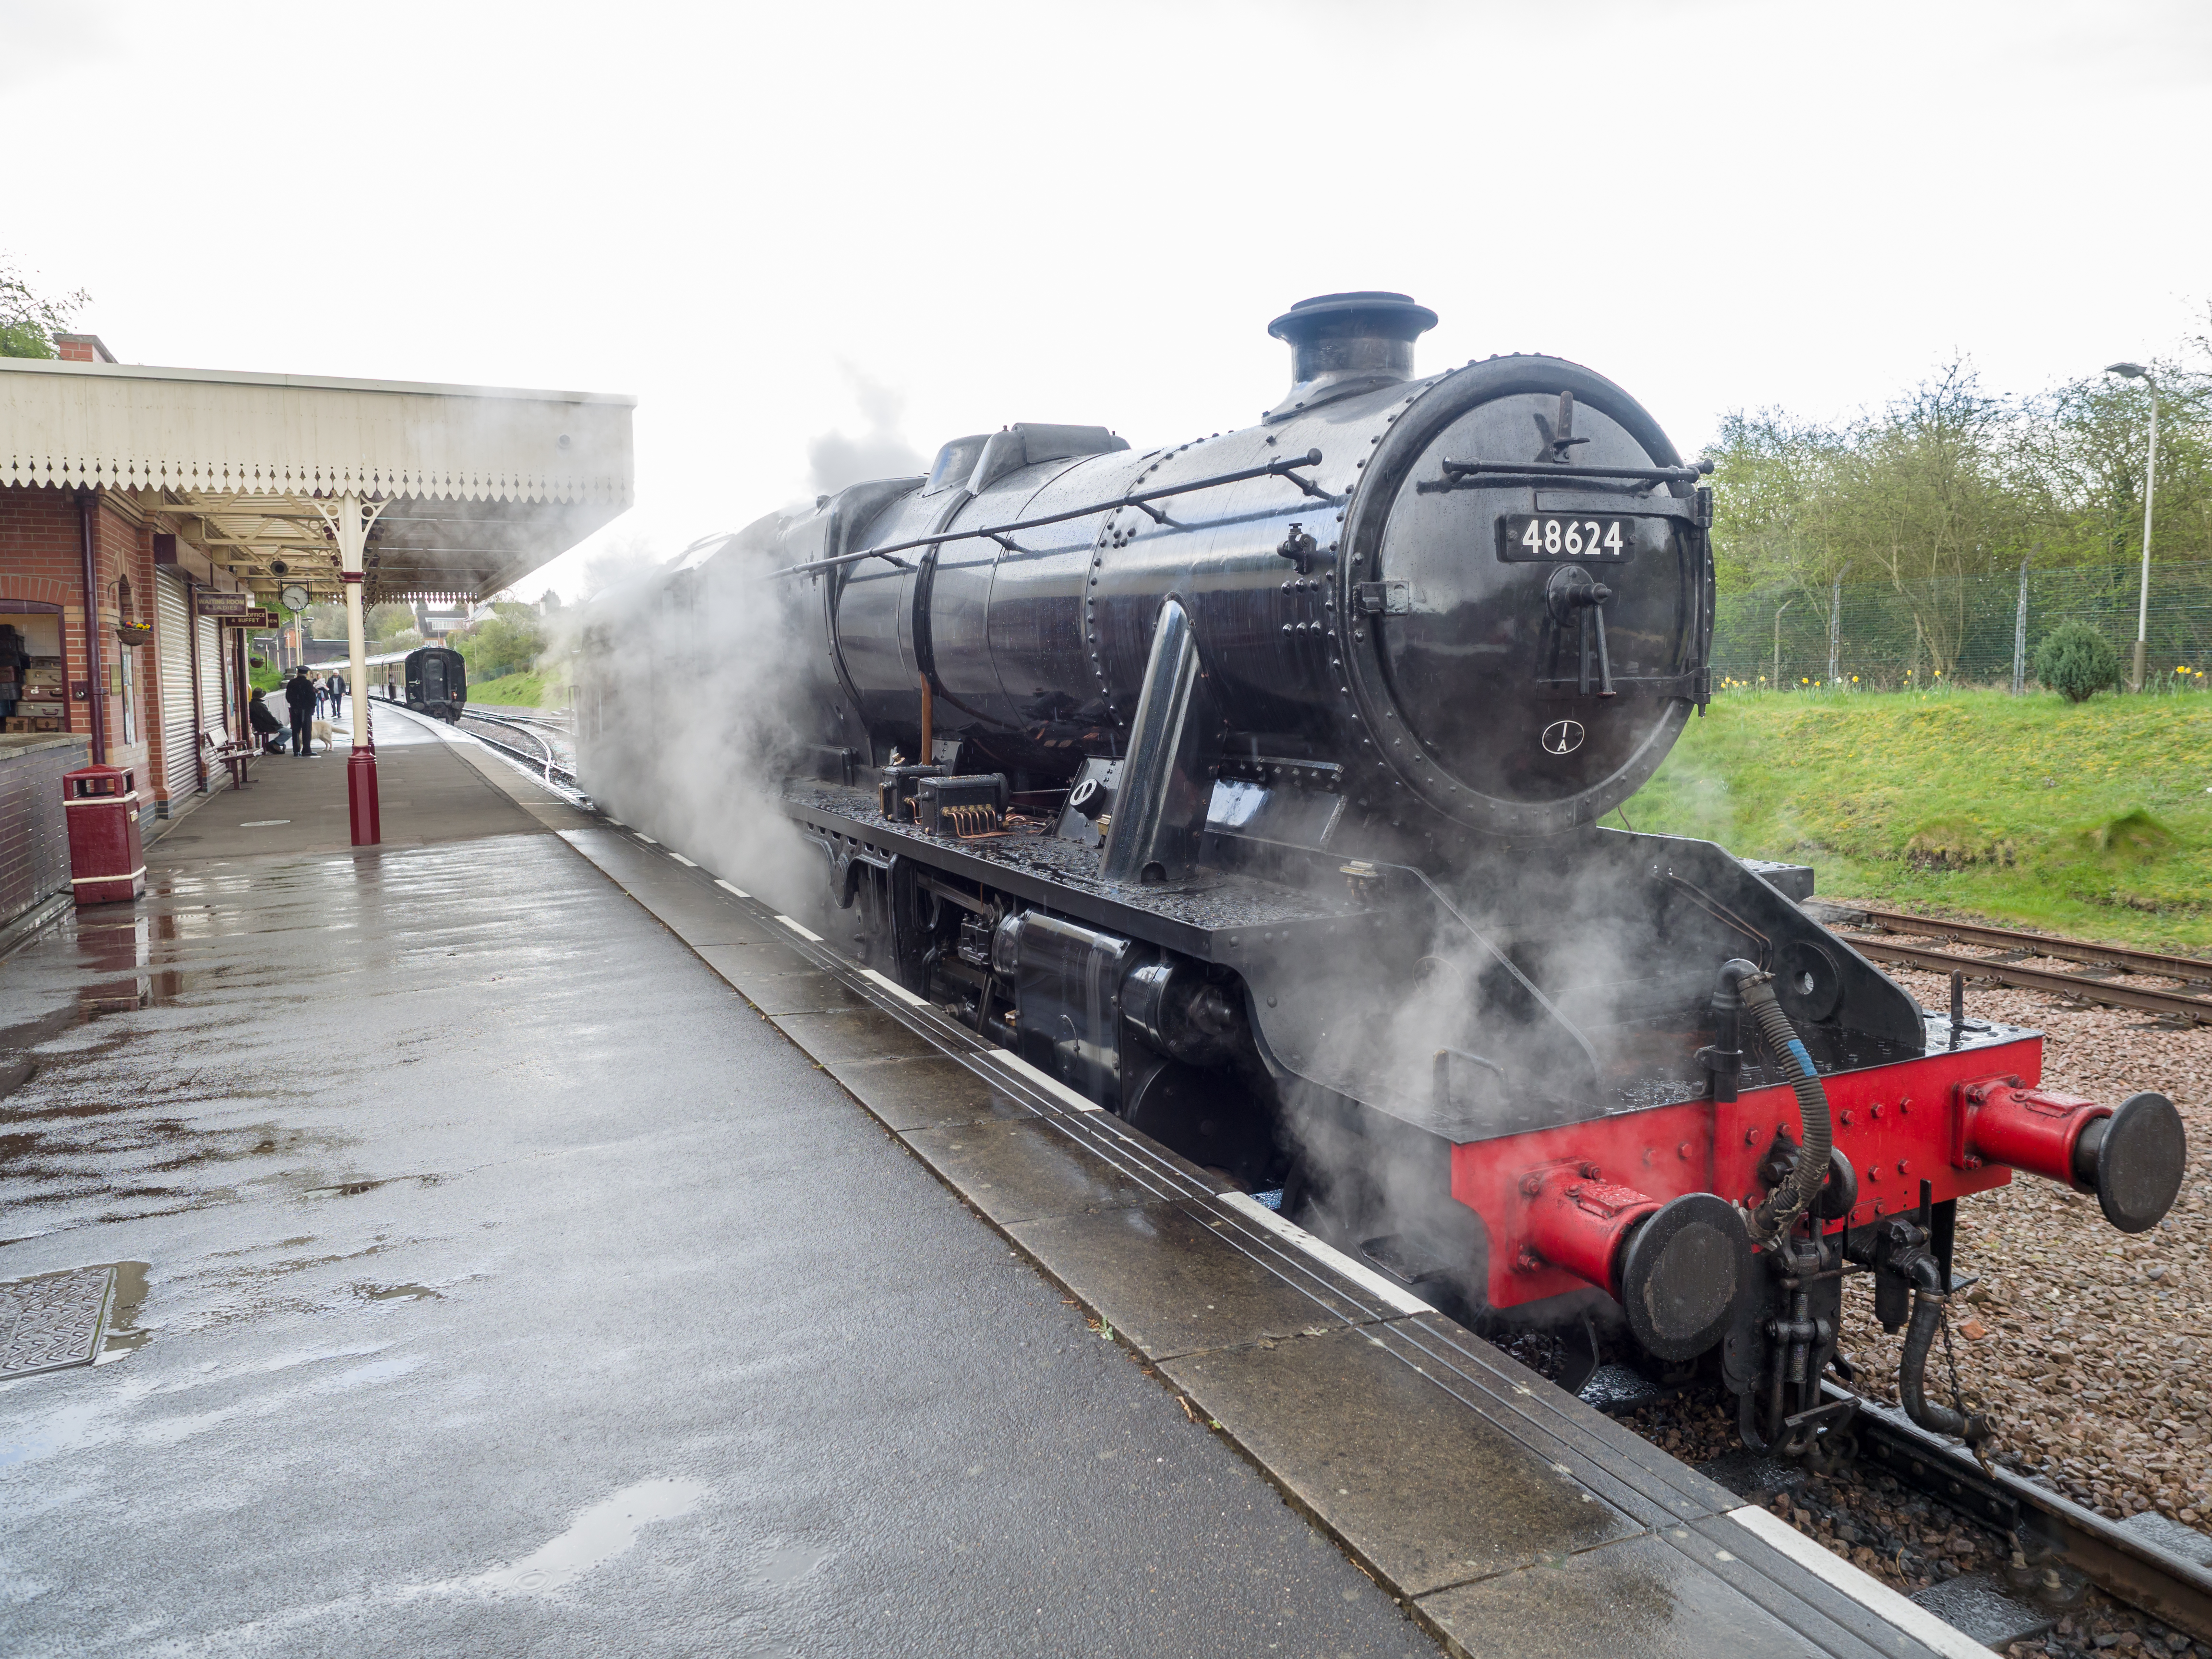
1619;687;2212;951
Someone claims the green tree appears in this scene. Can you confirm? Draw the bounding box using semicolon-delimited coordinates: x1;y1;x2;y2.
453;604;546;680
1;254;89;359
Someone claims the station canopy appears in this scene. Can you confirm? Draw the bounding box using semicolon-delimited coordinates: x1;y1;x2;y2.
1;357;634;605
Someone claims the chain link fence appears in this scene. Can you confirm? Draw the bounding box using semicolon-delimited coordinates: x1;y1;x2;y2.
1711;561;2212;692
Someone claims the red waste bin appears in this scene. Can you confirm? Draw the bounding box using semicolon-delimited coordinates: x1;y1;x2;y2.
64;763;145;906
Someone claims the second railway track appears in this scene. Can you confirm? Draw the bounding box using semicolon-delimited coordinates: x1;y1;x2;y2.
1812;902;2212;1026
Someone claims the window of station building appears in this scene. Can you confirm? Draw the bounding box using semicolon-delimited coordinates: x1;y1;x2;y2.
0;604;65;659
0;602;67;733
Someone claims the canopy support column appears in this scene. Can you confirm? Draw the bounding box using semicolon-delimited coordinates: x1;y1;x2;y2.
326;492;392;847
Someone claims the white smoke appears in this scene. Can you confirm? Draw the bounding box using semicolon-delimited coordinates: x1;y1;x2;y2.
805;368;925;496
561;519;829;919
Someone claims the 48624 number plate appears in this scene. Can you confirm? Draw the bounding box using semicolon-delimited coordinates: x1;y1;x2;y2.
1500;514;1638;562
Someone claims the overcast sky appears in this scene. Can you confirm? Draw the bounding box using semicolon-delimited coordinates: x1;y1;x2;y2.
5;0;2207;601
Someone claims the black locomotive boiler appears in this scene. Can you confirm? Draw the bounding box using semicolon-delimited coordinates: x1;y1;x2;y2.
578;293;2183;1454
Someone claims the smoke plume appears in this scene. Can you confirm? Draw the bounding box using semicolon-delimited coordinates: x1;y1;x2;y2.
805;368;925;496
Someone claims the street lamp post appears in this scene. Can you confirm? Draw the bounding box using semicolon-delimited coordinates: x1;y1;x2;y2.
2105;362;2159;692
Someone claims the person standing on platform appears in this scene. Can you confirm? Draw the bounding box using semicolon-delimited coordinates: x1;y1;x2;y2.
327;673;345;717
284;667;318;758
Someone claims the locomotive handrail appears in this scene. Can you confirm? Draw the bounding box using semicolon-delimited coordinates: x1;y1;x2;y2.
1417;457;1713;493
764;450;1331;579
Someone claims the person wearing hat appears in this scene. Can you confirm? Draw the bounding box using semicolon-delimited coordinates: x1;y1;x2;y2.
283;666;319;758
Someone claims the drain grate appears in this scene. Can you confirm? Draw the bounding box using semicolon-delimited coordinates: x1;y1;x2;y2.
1;1265;117;1381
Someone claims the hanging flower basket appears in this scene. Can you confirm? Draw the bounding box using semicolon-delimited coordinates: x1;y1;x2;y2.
114;621;153;648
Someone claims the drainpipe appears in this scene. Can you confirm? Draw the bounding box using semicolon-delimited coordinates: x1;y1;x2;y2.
77;487;108;764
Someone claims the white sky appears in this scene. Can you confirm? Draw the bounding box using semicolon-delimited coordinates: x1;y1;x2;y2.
4;0;2207;601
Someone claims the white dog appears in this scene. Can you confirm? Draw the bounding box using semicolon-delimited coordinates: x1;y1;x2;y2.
310;717;333;753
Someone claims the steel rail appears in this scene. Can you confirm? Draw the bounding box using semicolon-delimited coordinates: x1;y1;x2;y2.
1832;1386;2212;1641
1817;904;2212;988
763;450;1330;579
457;709;573;784
374;697;577;786
1834;934;2212;1024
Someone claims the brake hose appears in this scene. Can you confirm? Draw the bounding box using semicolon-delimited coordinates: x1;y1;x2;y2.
1898;1252;1990;1441
1737;970;1833;1247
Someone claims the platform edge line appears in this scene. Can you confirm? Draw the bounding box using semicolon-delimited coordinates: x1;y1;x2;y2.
1727;1504;1986;1659
1214;1191;1435;1317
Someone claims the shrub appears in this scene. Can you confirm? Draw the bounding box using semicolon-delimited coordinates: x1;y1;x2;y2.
2033;621;2120;703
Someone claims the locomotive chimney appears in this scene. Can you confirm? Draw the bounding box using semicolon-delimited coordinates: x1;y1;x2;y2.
1265;292;1438;414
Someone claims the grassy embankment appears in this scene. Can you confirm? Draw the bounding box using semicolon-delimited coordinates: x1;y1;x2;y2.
1620;689;2212;952
464;670;561;708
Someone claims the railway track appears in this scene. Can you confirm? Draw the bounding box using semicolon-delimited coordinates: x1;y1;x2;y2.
1831;1386;2212;1645
1811;902;2212;1026
373;700;578;787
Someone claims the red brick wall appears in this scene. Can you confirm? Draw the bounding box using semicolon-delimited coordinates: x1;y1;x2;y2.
0;736;89;928
0;484;163;808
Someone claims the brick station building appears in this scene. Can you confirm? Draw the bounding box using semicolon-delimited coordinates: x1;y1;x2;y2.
0;333;632;932
0;335;263;817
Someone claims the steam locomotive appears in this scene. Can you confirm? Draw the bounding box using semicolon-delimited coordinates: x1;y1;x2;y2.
577;293;2184;1455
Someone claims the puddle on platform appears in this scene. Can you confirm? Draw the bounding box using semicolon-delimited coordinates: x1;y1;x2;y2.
360;1282;442;1302
752;1544;830;1587
92;1261;152;1363
430;1477;709;1598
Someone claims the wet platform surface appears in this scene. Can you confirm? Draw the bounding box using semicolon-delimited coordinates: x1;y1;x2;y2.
0;715;1978;1658
0;717;1435;1658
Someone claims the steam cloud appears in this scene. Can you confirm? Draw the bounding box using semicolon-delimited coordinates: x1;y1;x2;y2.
558;525;824;918
805;368;925;495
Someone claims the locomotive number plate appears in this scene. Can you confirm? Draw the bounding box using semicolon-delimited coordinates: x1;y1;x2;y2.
1500;514;1639;562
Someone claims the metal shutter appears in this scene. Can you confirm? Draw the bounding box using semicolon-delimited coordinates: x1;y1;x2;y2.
198;614;227;742
156;573;199;801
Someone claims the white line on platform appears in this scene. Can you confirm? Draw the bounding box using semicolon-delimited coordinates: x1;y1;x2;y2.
775;915;823;942
1727;1505;1988;1659
635;834;659;844
714;879;751;899
983;1048;1102;1111
1215;1191;1435;1316
667;854;697;867
860;968;928;1007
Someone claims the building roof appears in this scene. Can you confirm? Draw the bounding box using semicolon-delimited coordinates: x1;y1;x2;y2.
1;355;635;604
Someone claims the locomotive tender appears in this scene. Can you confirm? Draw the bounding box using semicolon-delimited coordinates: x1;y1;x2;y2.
579;293;2184;1454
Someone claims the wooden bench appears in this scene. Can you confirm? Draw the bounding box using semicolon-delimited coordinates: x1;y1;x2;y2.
205;738;256;791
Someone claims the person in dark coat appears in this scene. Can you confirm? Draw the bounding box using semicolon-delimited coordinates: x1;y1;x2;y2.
249;688;284;754
283;668;318;757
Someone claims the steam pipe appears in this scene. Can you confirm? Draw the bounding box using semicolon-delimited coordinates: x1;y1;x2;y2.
1739;969;1833;1247
918;672;933;766
76;487;107;764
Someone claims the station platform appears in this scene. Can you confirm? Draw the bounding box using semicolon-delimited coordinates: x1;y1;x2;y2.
0;713;1980;1659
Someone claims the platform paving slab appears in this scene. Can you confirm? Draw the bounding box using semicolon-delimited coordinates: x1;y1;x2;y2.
1007;1200;1377;1361
1419;1530;1885;1659
0;735;1445;1659
769;1007;955;1064
1162;1323;1645;1597
901;1118;1169;1226
731;967;873;1017
817;1054;1039;1134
